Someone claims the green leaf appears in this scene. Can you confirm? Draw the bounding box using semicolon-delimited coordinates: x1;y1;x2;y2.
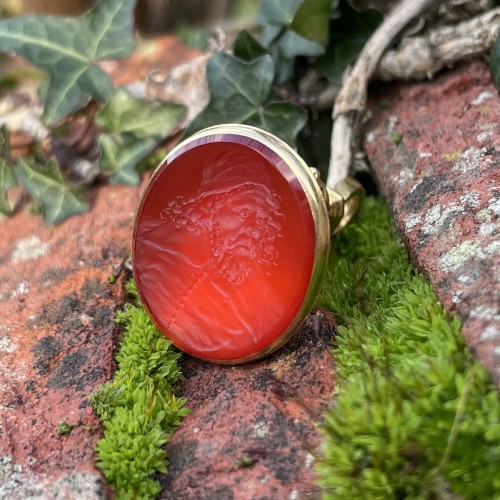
244;102;307;146
278;30;325;59
315;38;365;83
0;125;9;159
259;24;324;84
289;0;331;45
233;30;268;62
0;161;16;216
0;0;137;124
96;87;186;184
185;53;307;147
0;127;17;216
15;157;89;225
95;87;186;140
271;30;325;84
255;0;325;85
256;0;303;25
490;34;500;90
98;134;156;186
260;24;283;49
315;4;382;82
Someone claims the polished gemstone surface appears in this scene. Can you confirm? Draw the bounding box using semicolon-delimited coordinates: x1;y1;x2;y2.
133;133;317;361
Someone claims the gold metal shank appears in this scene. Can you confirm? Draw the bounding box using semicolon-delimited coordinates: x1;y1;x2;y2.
330;177;365;234
313;176;364;235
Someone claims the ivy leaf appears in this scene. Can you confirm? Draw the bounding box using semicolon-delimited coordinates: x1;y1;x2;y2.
98;135;156;185
0;126;9;159
256;0;303;25
279;31;325;60
265;28;325;84
260;25;283;49
0;126;17;216
315;4;382;82
0;162;16;216
490;34;500;90
233;30;268;62
95;87;186;185
185;53;307;147
289;0;331;45
258;10;325;85
95;87;186;140
15;157;89;225
0;0;137;124
244;102;308;146
315;38;365;83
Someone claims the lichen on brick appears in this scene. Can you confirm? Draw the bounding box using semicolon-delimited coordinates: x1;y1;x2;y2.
421;203;465;236
11;236;50;264
438;240;480;273
0;325;14;354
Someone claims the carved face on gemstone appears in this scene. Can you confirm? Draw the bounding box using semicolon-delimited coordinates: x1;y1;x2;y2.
161;180;283;284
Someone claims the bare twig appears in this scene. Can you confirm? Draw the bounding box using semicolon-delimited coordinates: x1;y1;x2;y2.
307;6;499;112
326;0;448;188
377;7;500;80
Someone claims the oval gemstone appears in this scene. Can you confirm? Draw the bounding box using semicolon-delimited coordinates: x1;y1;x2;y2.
133;132;317;361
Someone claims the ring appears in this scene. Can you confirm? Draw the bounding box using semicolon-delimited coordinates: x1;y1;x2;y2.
132;124;363;363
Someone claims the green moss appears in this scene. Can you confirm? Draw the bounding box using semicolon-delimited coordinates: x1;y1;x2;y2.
235;455;256;468
57;421;75;435
316;197;500;499
90;280;189;499
391;131;402;146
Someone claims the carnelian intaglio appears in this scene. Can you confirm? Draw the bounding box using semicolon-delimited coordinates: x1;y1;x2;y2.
133;127;321;362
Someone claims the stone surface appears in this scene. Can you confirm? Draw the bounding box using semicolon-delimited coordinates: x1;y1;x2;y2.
364;59;500;386
0;183;140;497
161;309;335;500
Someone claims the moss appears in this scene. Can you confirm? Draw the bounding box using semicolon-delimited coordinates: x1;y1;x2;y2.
57;421;75;435
90;280;189;499
316;197;500;498
391;131;402;146
236;455;256;468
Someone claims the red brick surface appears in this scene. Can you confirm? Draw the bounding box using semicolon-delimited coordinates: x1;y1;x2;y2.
161;311;336;499
364;59;500;386
0;184;142;496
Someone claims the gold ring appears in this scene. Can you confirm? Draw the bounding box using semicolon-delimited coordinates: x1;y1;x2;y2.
132;124;363;363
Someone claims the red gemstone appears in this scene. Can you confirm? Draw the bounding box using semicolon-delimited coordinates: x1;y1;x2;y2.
133;131;317;361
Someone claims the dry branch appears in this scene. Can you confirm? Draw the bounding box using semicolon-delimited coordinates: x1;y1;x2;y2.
377;7;500;80
326;0;449;188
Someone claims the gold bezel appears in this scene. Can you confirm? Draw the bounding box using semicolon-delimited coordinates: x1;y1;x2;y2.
133;124;330;364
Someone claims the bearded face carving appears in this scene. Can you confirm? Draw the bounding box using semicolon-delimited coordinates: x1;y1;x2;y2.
160;181;284;284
